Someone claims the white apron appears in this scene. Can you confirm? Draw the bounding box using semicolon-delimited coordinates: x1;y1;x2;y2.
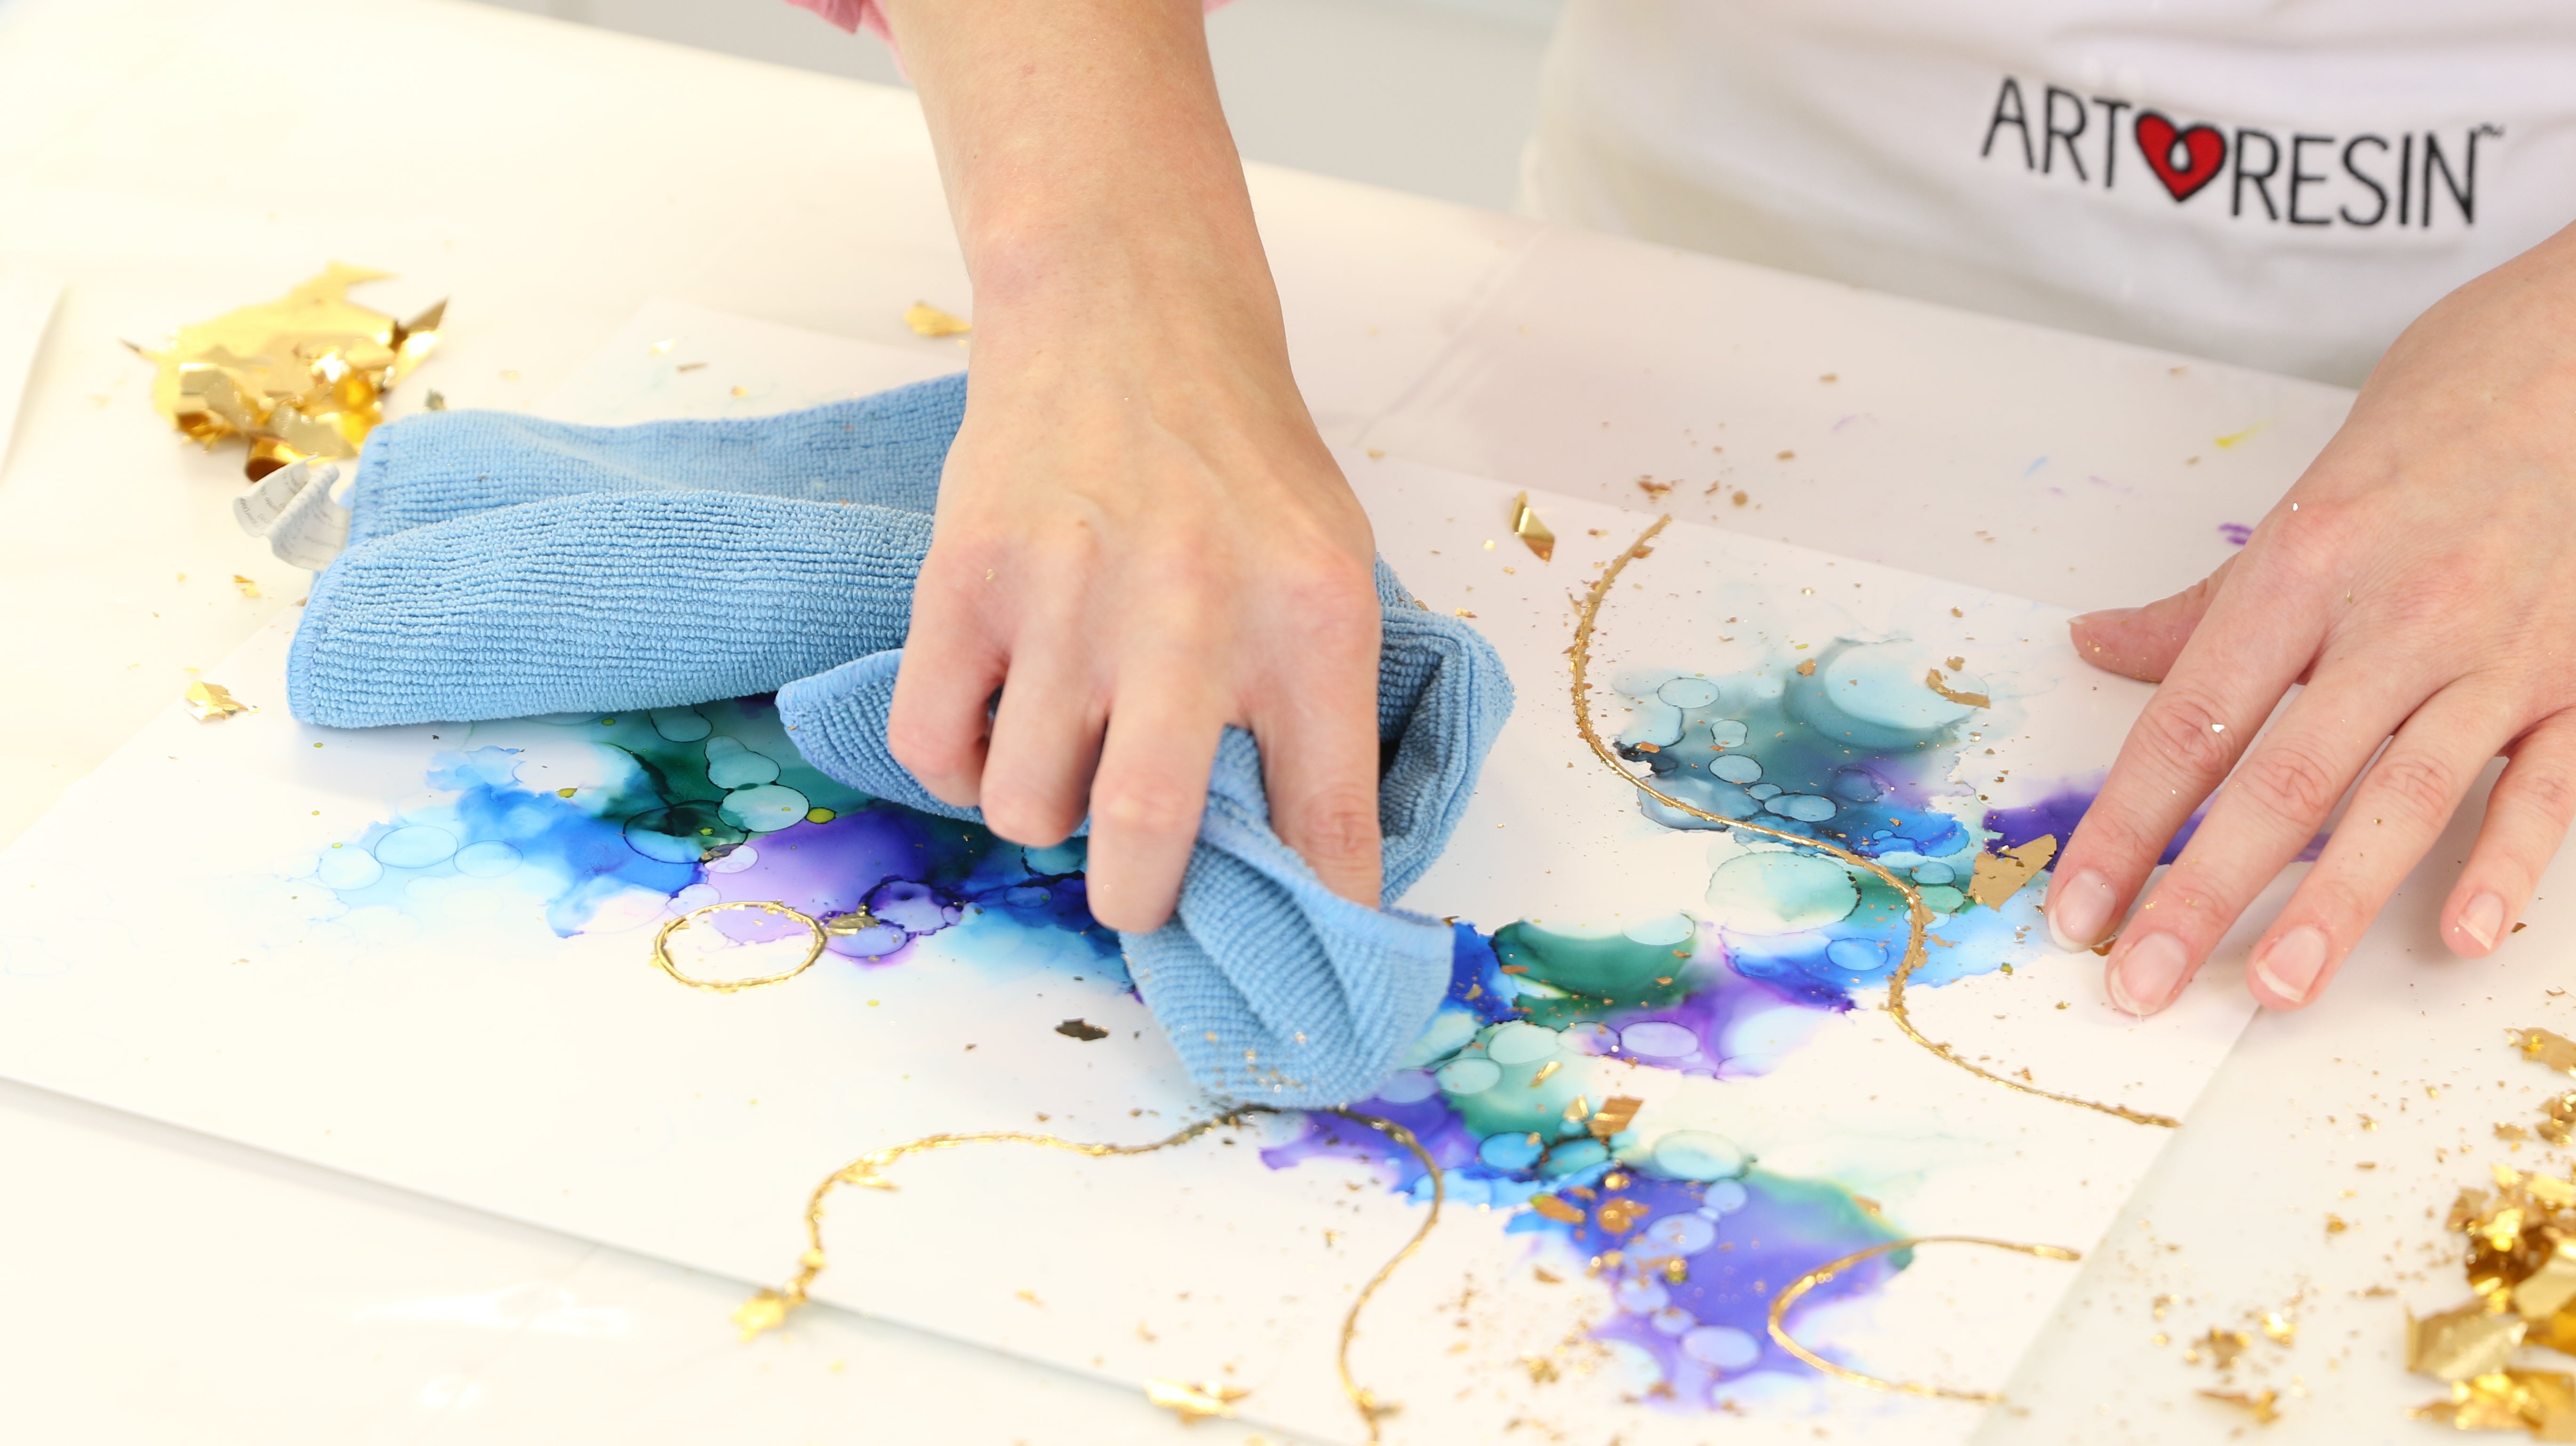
1523;0;2576;384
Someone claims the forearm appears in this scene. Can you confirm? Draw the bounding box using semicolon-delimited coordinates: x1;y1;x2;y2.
876;0;1288;375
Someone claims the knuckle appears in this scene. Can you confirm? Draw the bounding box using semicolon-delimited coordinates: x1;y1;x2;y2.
2362;750;2460;831
2133;687;2239;780
1287;786;1381;863
2230;743;2345;821
1094;779;1203;837
2138;869;2232;936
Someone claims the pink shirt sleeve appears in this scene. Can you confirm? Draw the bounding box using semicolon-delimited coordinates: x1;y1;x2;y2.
785;0;1225;47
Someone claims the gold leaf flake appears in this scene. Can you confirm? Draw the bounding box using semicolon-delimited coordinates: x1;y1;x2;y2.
1596;1198;1648;1235
1967;835;2058;910
1925;667;1991;708
903;301;971;338
1528;1060;1562;1087
730;1288;792;1341
2517;1029;2576;1074
2409;1301;2528;1382
1587;1095;1643;1140
1144;1379;1249;1422
1529;1194;1585;1225
2198;1327;2253;1371
2261;1311;2297;1345
2415;1369;2576;1437
1795;659;1816;676
1054;1019;1110;1041
1522;1354;1560;1384
1508;491;1555;562
2516;1235;2576;1322
232;573;262;599
2199;1388;2281;1424
182;681;256;722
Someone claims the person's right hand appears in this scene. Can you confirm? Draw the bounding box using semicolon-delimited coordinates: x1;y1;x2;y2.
886;303;1385;934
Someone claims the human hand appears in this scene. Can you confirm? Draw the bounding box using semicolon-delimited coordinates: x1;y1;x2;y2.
885;305;1384;934
2044;221;2576;1015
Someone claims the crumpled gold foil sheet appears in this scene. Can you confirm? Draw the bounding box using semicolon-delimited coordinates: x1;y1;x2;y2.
1509;491;1555;562
134;263;442;480
2409;1150;2576;1437
181;681;255;721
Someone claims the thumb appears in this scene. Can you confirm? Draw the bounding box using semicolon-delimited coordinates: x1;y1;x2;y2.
2069;555;2236;683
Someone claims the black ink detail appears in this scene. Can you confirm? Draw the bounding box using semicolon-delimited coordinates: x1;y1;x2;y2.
2043;85;2089;180
2231;127;2281;221
2339;135;2390;227
2090;96;2132;188
2287;134;2334;226
2424;130;2479;227
1982;77;2034;169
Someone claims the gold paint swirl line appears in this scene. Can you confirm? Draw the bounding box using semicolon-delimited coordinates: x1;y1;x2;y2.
1568;518;2176;1130
732;1105;1439;1446
1765;1235;2082;1401
650;901;829;993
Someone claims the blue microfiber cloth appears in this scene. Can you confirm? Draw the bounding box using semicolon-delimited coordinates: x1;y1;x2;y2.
289;374;1514;1107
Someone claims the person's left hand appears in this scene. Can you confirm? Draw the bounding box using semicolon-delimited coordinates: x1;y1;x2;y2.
2042;220;2576;1016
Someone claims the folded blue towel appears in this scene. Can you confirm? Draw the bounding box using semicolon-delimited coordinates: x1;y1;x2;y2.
289;375;1514;1107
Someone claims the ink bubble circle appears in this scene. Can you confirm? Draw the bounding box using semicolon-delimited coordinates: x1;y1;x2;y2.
1615;1276;1672;1313
1541;1139;1610;1177
453;840;523;878
314;845;382;890
1657;678;1720;708
1703;852;1858;934
373;825;459;869
1911;861;1956;884
625;802;744;864
1652;1307;1696;1336
704;735;781;788
649;706;712;741
1478;1132;1545;1170
1700;1179;1750;1214
1620;1021;1700;1058
1435;1057;1503;1095
1485;1022;1562;1065
718;784;811;834
1682;1326;1762;1372
1641;1213;1718;1256
1825;937;1886;972
1763;793;1838;823
1623;914;1696;948
1707;718;1750;747
1651;1130;1748;1181
1710;754;1761;784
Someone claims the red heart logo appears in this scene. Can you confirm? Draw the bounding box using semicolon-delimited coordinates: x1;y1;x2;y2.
2135;112;2226;201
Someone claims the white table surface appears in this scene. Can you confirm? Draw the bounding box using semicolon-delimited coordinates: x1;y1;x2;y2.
1;1;2560;1441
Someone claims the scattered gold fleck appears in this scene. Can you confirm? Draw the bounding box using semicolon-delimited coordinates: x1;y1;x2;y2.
1144;1379;1248;1422
1967;835;2058;910
133;263;443;479
2199;1328;2253;1371
1925;667;1992;708
1731;490;1748;507
556;787;577;798
1453;608;1477;619
1795;659;1816;676
903;302;970;338
181;681;255;722
2200;1388;2282;1425
1509;491;1555;562
1055;1019;1110;1042
1522;1354;1560;1384
1528;1060;1562;1087
1533;1266;1562;1284
730;1288;792;1341
2261;1311;2297;1345
232;574;262;599
1945;656;1966;671
730;385;749;397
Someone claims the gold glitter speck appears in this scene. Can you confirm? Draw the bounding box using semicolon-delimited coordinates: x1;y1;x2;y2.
1144;1379;1249;1422
2200;1389;2281;1425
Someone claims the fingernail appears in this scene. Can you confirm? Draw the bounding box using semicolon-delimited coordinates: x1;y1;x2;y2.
2070;607;2138;631
2106;932;2190;1018
2461;892;2505;952
2047;870;2116;951
2250;925;2330;1006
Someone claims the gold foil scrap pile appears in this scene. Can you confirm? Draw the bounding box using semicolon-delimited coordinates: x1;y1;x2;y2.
2409;1164;2576;1437
135;263;443;479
